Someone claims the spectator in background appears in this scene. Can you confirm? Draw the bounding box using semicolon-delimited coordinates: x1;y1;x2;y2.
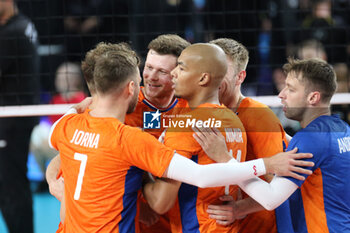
204;0;271;86
297;39;327;61
332;63;350;124
0;0;40;232
298;0;348;64
129;0;194;55
63;0;123;61
49;62;87;124
30;62;86;178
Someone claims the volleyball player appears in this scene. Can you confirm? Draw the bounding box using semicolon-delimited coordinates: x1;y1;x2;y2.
195;58;350;233
47;34;190;232
202;38;288;232
124;34;189;233
141;43;301;233
49;42;314;232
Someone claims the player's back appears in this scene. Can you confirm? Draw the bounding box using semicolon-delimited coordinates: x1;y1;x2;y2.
236;97;288;233
165;103;247;233
237;97;288;160
49;109;174;233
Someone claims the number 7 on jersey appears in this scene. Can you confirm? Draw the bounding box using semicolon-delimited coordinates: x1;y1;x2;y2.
74;153;87;200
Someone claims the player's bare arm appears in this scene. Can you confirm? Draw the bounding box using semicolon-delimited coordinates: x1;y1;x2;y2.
143;177;181;215
46;154;64;202
193;126;314;180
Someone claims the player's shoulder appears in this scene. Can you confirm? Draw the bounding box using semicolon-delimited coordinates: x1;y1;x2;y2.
238;97;282;128
239;97;276;118
53;111;80;129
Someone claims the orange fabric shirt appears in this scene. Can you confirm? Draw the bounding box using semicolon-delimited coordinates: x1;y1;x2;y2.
125;88;187;233
49;110;174;233
125;87;188;138
236;97;288;233
164;103;247;233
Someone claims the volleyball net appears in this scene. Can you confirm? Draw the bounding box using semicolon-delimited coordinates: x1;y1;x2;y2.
0;93;349;118
1;0;350;120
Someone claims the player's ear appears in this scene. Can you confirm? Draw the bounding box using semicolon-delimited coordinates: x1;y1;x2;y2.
236;70;246;85
307;91;321;105
126;80;135;96
199;73;210;86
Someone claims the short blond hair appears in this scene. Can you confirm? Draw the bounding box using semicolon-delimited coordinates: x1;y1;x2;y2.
210;38;249;74
82;42;133;93
94;43;140;94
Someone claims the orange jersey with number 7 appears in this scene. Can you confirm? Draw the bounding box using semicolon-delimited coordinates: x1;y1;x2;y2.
49;109;174;233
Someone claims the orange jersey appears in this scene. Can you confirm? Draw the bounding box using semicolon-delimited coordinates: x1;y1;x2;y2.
164;103;247;233
125;87;188;138
236;97;288;233
49;109;174;233
125;87;187;233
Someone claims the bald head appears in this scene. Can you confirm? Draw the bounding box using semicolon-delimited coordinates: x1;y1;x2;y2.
181;43;228;85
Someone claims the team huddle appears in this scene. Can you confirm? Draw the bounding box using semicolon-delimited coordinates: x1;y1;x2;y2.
46;35;350;233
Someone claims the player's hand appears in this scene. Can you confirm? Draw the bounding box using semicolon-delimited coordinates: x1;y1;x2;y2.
138;201;160;227
158;130;166;143
193;127;231;163
72;97;93;113
207;193;246;226
48;176;64;202
264;147;314;180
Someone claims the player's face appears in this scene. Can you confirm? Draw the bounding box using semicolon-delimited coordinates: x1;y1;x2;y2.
278;73;308;121
219;57;237;106
171;51;200;100
142;50;177;100
127;69;142;114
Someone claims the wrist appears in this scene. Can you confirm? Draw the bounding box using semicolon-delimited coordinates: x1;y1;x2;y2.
218;151;232;163
263;157;271;174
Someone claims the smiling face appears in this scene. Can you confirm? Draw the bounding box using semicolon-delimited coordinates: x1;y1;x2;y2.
278;72;308;121
142;49;177;100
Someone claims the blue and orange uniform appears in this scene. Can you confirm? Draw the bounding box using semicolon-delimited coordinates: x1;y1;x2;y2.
49;109;174;233
236;97;288;233
125;87;188;138
276;115;350;233
125;87;187;233
164;103;247;233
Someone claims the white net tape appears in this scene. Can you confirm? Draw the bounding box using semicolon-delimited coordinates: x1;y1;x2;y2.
0;93;349;117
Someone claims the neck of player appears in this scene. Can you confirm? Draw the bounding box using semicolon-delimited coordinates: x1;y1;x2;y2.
300;105;331;128
226;87;244;112
187;89;221;109
89;94;128;123
142;88;176;109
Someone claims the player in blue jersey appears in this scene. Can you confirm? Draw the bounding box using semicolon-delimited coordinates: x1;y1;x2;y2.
195;58;350;233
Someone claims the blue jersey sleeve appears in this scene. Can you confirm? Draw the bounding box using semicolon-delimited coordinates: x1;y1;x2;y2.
286;130;328;186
